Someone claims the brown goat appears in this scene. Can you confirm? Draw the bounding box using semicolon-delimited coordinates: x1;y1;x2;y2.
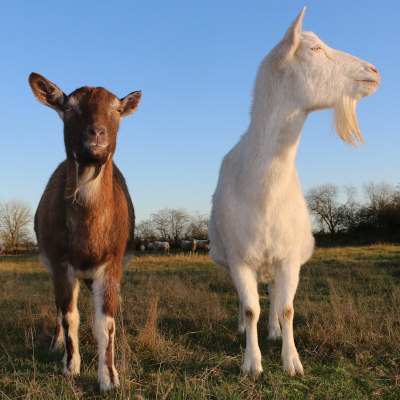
29;72;141;391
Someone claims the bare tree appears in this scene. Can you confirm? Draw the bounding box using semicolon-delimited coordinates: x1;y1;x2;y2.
364;182;396;211
0;200;33;251
168;208;189;243
135;219;155;240
187;213;209;239
306;184;346;235
151;209;171;241
341;185;360;230
150;208;190;243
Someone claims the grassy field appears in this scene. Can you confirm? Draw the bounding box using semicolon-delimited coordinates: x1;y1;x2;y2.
0;246;399;399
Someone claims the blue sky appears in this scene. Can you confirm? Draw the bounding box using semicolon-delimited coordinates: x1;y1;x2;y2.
0;1;398;220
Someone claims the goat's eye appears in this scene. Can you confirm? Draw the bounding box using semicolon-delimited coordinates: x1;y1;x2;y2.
64;105;72;112
311;45;322;52
116;108;123;114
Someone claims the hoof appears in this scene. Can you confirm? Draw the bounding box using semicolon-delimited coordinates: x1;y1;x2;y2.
99;366;120;392
100;379;120;392
282;350;304;376
63;354;81;376
241;350;263;377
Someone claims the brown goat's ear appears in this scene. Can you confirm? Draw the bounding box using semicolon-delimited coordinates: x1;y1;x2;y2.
28;72;65;111
119;91;142;117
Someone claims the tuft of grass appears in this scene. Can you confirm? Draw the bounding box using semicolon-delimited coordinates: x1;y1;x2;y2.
0;247;400;399
137;296;161;350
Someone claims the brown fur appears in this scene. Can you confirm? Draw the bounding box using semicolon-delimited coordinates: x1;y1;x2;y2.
245;308;254;320
106;323;115;384
62;318;74;366
29;72;141;386
283;306;293;320
35;159;133;272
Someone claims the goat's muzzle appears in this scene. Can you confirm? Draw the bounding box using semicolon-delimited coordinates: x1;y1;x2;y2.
83;125;110;161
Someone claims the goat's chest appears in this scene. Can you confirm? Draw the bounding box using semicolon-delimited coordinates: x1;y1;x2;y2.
66;206;114;266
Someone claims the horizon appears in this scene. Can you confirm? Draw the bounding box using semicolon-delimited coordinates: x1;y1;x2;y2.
0;1;398;221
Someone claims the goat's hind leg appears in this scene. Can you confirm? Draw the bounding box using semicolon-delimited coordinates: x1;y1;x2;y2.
231;264;262;376
92;270;120;391
267;282;282;340
53;268;81;376
275;262;303;376
50;308;64;352
238;301;245;334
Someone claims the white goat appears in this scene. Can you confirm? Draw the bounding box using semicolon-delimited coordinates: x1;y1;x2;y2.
209;8;380;376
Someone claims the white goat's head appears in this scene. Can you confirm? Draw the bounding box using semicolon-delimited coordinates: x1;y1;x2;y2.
265;7;380;145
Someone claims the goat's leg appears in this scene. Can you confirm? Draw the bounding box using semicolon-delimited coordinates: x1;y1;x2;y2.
92;271;120;391
238;301;245;333
54;271;81;376
231;264;262;376
274;263;303;375
50;308;64;351
267;282;282;340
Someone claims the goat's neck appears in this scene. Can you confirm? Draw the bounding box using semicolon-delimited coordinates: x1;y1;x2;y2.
66;158;114;208
243;90;307;188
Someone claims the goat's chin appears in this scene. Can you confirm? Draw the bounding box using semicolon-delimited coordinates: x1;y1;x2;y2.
79;148;111;165
333;96;364;146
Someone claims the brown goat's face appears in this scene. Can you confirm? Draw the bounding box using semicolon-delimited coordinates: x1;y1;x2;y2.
29;73;141;165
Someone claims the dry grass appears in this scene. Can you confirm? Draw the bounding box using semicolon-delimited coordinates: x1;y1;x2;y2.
0;247;399;399
136;296;161;349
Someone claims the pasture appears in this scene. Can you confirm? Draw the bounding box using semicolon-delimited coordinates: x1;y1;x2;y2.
0;246;399;399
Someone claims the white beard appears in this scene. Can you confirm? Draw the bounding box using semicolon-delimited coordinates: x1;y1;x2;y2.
334;95;363;146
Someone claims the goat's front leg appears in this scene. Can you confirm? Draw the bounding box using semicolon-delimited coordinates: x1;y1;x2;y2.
54;270;81;376
92;270;120;391
274;262;303;376
231;264;262;376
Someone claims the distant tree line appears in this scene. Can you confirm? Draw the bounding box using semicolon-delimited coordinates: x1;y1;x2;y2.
306;182;400;245
1;181;399;254
135;208;208;248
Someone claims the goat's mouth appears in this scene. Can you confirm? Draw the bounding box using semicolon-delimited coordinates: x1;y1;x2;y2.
354;77;380;96
83;142;110;160
356;79;379;85
355;75;381;88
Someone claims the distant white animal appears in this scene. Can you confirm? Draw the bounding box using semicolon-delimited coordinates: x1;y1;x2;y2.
180;240;196;253
209;8;380;377
148;241;170;253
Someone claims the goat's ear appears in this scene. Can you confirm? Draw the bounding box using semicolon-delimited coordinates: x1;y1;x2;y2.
119;91;142;117
28;72;65;111
274;7;305;65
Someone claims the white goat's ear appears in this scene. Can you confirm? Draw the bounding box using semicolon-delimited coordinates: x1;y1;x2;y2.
119;91;142;117
275;7;305;64
28;72;65;111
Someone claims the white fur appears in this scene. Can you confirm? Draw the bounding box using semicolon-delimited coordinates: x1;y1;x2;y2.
63;280;81;376
73;262;107;281
92;271;120;391
209;7;380;376
57;264;107;375
75;165;104;204
267;282;282;340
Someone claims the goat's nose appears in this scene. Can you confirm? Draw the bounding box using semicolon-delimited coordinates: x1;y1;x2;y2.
367;64;379;74
88;125;106;137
